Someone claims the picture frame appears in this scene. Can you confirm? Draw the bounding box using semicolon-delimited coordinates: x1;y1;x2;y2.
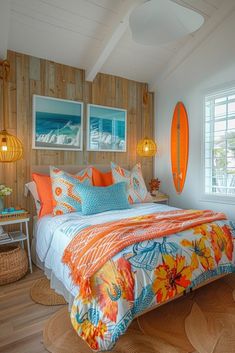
32;95;83;151
87;104;127;152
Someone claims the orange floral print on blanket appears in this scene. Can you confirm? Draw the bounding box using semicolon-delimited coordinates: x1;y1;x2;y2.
152;255;192;303
63;209;226;298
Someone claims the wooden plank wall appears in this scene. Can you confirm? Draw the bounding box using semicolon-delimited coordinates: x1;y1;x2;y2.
0;50;154;218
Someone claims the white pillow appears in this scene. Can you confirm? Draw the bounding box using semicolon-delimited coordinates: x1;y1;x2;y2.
25;182;41;214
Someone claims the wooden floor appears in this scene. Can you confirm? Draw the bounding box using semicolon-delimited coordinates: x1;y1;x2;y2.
1;268;234;353
0;267;61;353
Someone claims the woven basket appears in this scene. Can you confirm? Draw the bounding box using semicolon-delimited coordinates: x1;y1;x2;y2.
0;245;28;285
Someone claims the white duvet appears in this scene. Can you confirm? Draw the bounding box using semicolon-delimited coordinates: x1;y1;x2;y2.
35;203;176;298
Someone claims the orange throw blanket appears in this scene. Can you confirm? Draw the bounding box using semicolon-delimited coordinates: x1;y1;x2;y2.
62;209;226;297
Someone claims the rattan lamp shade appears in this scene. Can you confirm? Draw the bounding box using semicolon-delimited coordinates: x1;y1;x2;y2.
0;60;23;163
137;137;157;157
0;130;23;163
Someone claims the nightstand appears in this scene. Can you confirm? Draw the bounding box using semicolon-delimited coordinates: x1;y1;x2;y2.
151;193;169;205
0;214;32;273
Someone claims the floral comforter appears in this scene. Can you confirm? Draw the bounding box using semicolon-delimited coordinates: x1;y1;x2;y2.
68;217;235;351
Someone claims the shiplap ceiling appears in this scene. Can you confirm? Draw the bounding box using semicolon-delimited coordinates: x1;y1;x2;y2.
1;0;233;87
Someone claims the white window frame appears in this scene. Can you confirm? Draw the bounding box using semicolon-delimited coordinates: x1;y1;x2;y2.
202;84;235;205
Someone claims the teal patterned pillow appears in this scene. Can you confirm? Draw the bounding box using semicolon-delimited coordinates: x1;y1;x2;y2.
77;182;130;215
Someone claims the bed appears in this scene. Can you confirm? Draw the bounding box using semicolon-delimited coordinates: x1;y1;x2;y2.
33;201;235;352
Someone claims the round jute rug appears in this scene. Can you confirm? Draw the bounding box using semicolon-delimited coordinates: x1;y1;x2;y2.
43;307;184;353
43;274;235;353
30;277;67;306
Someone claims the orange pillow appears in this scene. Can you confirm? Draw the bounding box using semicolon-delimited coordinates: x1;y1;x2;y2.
32;173;54;218
92;167;113;187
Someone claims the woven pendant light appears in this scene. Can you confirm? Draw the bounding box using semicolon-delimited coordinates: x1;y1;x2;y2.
137;90;157;157
137;137;157;157
0;129;23;162
0;60;23;162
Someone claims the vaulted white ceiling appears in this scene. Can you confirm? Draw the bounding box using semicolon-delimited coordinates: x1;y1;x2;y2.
1;0;234;88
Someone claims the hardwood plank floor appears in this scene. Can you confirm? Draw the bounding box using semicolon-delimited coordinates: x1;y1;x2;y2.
0;267;61;353
1;268;234;353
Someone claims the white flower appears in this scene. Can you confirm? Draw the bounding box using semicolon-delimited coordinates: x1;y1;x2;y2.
0;184;12;196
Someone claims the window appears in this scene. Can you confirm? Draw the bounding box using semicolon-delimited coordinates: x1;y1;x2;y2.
204;87;235;197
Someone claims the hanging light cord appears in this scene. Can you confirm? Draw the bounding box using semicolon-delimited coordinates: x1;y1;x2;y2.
0;60;10;131
143;88;149;137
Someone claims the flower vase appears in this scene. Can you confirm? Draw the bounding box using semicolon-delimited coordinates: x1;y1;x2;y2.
0;197;4;212
151;190;159;196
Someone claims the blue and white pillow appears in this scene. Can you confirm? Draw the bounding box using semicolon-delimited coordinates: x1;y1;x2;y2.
77;182;130;215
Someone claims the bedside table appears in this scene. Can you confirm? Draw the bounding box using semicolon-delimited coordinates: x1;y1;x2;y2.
0;214;32;273
151;193;169;205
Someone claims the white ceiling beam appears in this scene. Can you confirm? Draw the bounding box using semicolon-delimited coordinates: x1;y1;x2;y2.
85;0;143;82
0;0;10;59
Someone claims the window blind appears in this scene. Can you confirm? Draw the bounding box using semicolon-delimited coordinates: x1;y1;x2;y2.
205;87;235;196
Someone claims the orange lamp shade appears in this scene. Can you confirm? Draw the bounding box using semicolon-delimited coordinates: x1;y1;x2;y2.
137;137;157;157
0;129;23;162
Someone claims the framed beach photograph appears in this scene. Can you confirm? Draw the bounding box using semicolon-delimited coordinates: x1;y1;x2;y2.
32;95;83;151
87;104;127;152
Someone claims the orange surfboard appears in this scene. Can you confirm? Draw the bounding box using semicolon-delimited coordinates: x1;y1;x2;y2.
171;102;189;194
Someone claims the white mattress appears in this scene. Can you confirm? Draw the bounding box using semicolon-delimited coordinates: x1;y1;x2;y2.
34;203;177;301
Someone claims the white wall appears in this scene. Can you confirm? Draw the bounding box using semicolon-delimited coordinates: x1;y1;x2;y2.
155;10;235;220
